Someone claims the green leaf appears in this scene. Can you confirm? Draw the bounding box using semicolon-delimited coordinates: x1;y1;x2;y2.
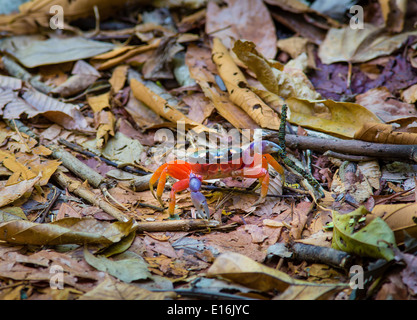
332;206;396;260
84;249;152;283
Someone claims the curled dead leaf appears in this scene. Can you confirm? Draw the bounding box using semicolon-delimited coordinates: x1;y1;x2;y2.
130;78;204;128
0;217;135;246
369;203;417;245
212;38;281;129
354;122;417;145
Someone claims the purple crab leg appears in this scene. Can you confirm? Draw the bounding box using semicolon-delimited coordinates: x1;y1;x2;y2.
189;173;210;219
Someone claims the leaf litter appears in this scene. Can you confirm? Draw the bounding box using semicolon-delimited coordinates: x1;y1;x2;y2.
0;0;417;301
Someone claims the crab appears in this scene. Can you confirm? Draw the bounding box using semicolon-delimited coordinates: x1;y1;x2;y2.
149;104;325;219
149;140;285;220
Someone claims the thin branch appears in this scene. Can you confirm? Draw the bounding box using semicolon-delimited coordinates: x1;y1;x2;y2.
58;138;149;175
268;242;354;270
53;169;130;222
264;132;417;162
48;143;106;189
134;219;219;233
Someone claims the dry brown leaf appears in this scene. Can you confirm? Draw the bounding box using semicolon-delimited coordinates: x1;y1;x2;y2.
401;84;417;104
91;42;160;70
2;36;114;68
370;203;417;244
319;24;417;64
109;65;128;93
355;87;417;122
51;60;100;97
197;77;260;130
228;85;281;130
87;92;111;113
0;217;135;246
205;0;277;59
20;89;90;131
244;224;268;244
142;37;184;80
212;38;281;130
290;201;314;240
79;276;176;300
182;93;215;124
94;110;116;149
32;159;62;186
387;117;417;133
331;161;375;204
354;122;417;145
207;251;323;292
87;92;115;148
378;0;408;33
0;173;40;207
277;36;309;59
0;0;131;35
124;89;164;129
287;97;382;138
56;203;82;220
232;39;384;138
186;44;259;130
130;78;204;128
0;150;37;185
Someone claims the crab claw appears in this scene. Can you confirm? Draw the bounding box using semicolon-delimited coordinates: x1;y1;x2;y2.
189;173;210;219
190;191;210;219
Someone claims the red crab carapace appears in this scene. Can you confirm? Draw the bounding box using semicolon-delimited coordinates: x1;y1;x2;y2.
149;141;284;219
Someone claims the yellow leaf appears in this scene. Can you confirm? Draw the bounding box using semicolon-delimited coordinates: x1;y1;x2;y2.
0;0;132;35
31;145;52;156
186;44;259;130
91;42;160;70
370;203;417;245
0;173;40;207
87;92;111;113
0;151;37;185
354;122;417;144
31;159;61;186
287;97;382;138
207;252;338;292
212;38;248;90
130;78;202;128
109;65;128;93
212;38;281;130
79;276;176;300
232;40;318;100
0;216;135;246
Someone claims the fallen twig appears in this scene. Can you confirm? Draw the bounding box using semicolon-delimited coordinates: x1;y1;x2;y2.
58;138;149;176
53;168;130;222
267;242;354;270
48;143;106;188
323;150;376;162
2;55;53;94
34;185;61;223
134;219;219;233
265;133;417;162
201;184;304;198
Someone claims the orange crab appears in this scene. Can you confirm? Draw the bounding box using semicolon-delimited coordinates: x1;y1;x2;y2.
149;140;285;219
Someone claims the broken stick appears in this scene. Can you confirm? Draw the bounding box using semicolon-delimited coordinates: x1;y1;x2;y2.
265;132;417;162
